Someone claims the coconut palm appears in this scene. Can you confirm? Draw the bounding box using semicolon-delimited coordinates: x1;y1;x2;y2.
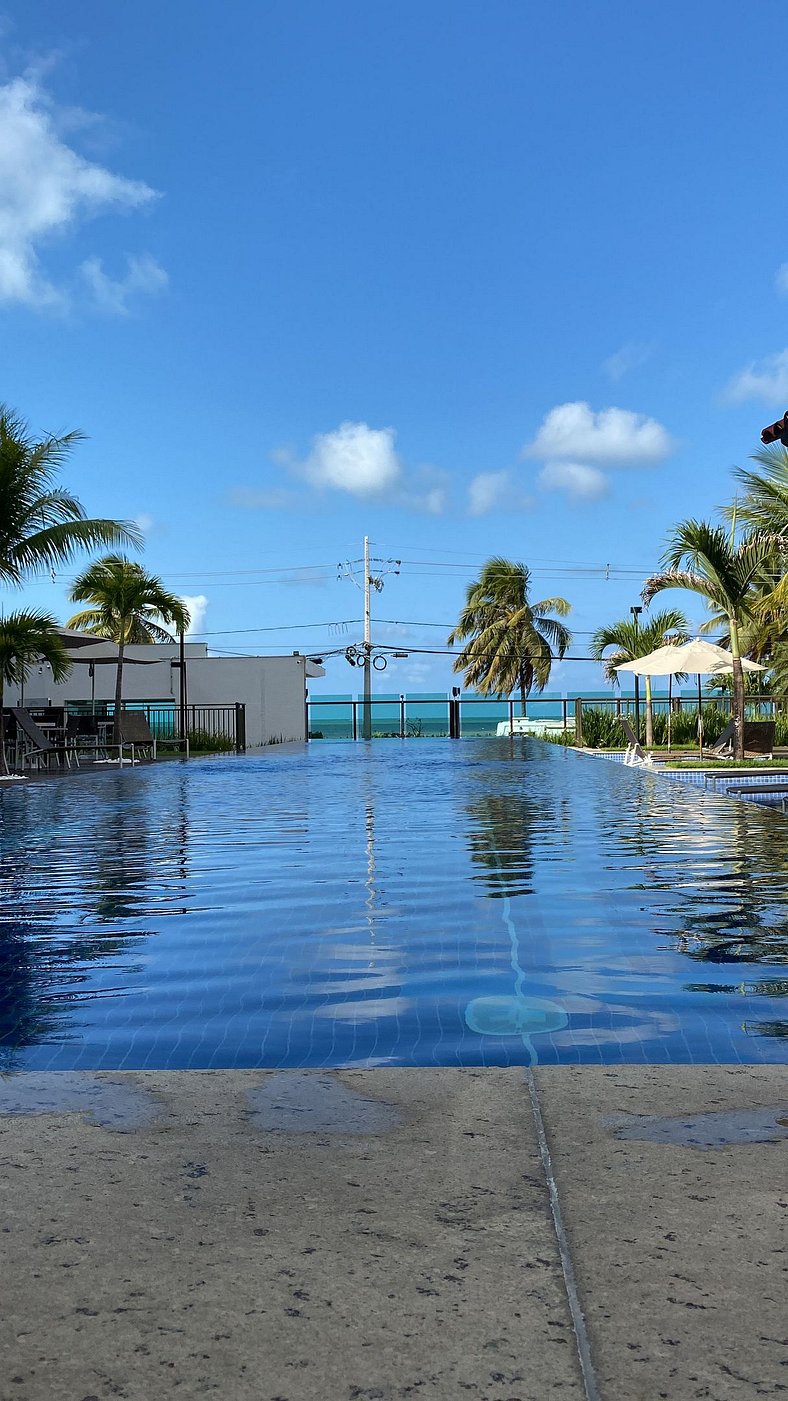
67;556;189;745
726;454;788;652
447;557;571;714
591;609;689;747
0;611;70;774
0;404;141;588
643;520;774;760
733;444;788;536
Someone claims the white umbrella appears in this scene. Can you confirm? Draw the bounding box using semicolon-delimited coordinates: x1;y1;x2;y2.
616;638;764;677
616;639;764;753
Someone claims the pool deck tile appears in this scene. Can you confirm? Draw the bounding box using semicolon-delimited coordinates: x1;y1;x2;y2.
0;1069;583;1401
534;1065;788;1400
1;1066;786;1400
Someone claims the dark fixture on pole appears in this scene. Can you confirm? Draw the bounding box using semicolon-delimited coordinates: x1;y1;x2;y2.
449;685;461;740
760;412;788;445
630;606;642;738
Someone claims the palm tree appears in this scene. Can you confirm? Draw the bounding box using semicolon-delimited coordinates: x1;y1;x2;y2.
447;557;571;715
733;444;788;536
0;611;71;774
728;455;788;664
67;556;189;745
591;609;689;747
0;404;141;587
643;520;774;760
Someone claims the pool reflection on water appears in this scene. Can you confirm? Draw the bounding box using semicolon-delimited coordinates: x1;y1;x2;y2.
0;740;786;1069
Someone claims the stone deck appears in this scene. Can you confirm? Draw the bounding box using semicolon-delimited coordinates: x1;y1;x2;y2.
0;1066;785;1400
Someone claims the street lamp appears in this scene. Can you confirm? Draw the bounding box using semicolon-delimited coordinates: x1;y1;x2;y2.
630;606;642;738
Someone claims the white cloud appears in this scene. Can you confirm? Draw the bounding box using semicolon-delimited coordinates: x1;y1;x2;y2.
602;341;653;381
724;350;788;405
0;74;159;309
303;421;402;498
776;265;788;296
538;462;610;502
467;469;535;517
524;401;673;466
253;421;448;512
181;594;208;637
80;253;167;314
134;511;154;534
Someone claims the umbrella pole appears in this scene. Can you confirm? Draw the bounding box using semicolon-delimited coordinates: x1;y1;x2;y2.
668;674;672;753
697;673;703;757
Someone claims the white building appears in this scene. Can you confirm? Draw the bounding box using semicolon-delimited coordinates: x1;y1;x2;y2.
6;642;325;748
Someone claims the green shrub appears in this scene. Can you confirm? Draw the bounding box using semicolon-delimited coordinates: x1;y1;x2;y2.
775;713;788;746
187;728;235;753
577;707;625;748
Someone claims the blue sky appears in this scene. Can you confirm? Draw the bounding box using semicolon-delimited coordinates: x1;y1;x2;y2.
2;1;788;697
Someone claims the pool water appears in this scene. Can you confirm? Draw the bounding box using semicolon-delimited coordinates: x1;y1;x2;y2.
1;740;786;1069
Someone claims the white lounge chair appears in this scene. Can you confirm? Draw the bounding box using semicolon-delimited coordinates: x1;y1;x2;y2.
619;717;656;766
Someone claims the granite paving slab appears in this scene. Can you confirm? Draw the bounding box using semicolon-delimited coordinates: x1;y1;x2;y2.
0;1068;583;1401
534;1065;788;1401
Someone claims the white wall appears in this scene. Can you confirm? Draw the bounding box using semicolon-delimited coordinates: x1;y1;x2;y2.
7;646;320;747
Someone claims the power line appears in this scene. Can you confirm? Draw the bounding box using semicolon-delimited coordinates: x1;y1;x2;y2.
189;618;361;638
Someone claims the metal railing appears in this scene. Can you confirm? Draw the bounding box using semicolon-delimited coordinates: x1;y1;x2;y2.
306;693;782;743
1;701;246;772
66;702;246;752
307;694;580;740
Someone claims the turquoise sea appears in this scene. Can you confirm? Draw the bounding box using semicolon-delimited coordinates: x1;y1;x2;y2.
306;690;694;740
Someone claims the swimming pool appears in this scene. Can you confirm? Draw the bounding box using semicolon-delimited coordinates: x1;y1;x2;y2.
1;740;786;1069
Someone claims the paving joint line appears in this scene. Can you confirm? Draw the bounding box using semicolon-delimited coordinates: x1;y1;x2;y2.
524;1067;602;1401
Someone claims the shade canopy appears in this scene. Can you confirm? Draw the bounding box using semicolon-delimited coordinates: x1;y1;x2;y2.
55;630;160;666
55;627;102;650
615;637;765;678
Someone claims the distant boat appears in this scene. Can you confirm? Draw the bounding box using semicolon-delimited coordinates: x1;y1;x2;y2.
495;716;574;737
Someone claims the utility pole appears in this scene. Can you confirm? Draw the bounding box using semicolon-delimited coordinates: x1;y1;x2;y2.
338;539;401;741
630;605;642;738
362;535;372;739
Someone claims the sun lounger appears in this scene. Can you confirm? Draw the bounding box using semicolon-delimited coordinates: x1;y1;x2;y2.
619;717;656;766
11;707;56;754
117;711;155;758
702;719;735;758
703;719;775;759
9;707;72;769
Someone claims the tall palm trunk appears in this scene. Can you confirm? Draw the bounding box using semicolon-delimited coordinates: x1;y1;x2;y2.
729;618;745;761
519;678;527;717
112;641;125;747
644;676;654;747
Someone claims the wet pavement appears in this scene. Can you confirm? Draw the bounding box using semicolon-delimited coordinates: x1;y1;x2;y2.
0;1067;785;1400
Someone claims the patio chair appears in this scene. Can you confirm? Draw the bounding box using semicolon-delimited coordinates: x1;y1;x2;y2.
117;711;155;759
10;707;71;769
701;719;736;759
65;714;106;760
702;719;775;760
619;717;656;767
